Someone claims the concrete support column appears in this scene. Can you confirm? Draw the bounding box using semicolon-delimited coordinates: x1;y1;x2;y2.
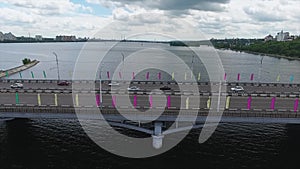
154;122;162;136
152;122;164;149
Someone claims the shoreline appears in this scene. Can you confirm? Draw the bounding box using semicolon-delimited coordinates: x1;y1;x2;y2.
240;50;300;61
0;60;39;78
217;48;300;61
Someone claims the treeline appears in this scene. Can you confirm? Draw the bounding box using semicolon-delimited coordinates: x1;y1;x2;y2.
169;40;211;47
238;39;300;58
211;38;300;58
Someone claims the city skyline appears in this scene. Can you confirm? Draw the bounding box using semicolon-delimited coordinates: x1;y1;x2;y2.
0;0;299;40
1;29;299;42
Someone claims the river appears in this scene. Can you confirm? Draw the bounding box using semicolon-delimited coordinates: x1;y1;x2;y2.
1;118;300;168
0;42;300;83
1;42;300;168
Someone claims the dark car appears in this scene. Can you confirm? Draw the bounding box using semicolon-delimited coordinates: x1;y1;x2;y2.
57;81;70;86
160;86;171;91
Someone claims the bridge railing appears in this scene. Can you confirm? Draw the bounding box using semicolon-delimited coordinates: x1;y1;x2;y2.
1;105;300;119
1;79;300;86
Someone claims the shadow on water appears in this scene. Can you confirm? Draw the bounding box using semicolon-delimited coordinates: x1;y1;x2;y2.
271;124;300;168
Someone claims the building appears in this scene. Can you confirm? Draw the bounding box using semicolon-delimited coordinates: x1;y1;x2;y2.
42;37;55;41
56;35;76;41
35;35;43;41
17;36;34;41
264;34;274;42
3;32;17;41
290;35;299;40
0;31;15;41
0;32;4;41
276;30;290;41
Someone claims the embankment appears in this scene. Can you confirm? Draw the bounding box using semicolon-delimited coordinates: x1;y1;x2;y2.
0;60;39;78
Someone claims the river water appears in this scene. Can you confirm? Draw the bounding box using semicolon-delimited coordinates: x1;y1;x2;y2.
1;118;300;169
0;42;300;83
1;42;300;168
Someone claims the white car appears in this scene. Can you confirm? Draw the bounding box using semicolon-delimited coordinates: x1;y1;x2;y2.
108;82;120;86
11;83;23;89
230;86;244;92
127;86;140;91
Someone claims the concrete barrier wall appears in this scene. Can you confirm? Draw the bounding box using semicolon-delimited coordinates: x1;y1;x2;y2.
1;79;300;87
1;106;300;119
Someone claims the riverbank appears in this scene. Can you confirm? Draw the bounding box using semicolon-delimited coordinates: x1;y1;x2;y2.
211;38;300;61
237;50;300;61
218;48;300;61
0;60;39;78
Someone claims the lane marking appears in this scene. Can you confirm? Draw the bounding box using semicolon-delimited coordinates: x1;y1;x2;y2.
75;94;79;107
15;92;19;104
37;93;41;106
186;97;189;109
207;96;211;109
54;94;58;106
294;98;299;112
225;96;230;109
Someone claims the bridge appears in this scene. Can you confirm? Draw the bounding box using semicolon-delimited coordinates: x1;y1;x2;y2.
1;79;300;120
1;79;300;148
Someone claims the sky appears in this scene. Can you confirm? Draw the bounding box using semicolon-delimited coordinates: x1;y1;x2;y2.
0;0;299;40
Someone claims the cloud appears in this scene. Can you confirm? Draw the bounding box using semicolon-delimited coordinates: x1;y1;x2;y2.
95;13;207;41
87;0;230;14
0;0;110;37
243;6;286;22
0;0;93;16
0;7;37;24
0;0;299;39
151;0;229;12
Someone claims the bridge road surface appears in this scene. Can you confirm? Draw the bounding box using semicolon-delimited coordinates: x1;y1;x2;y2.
1;80;300;94
0;93;298;111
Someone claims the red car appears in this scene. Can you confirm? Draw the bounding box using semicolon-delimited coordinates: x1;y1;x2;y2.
57;81;70;86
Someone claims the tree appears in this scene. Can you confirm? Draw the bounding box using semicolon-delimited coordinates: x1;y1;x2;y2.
22;58;31;65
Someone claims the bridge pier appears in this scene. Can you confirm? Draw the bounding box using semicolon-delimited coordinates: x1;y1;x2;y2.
152;122;164;149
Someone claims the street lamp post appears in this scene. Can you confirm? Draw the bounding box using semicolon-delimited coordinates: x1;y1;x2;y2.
258;56;264;83
99;66;103;110
53;52;60;81
191;55;194;80
121;52;125;81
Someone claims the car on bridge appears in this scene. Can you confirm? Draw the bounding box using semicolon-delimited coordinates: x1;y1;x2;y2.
108;82;120;86
127;86;140;91
230;86;244;92
10;83;23;89
57;81;70;86
160;86;171;91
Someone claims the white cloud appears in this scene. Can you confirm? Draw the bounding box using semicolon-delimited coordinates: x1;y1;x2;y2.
243;6;286;22
0;0;110;37
87;0;300;39
0;0;299;39
0;0;93;15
